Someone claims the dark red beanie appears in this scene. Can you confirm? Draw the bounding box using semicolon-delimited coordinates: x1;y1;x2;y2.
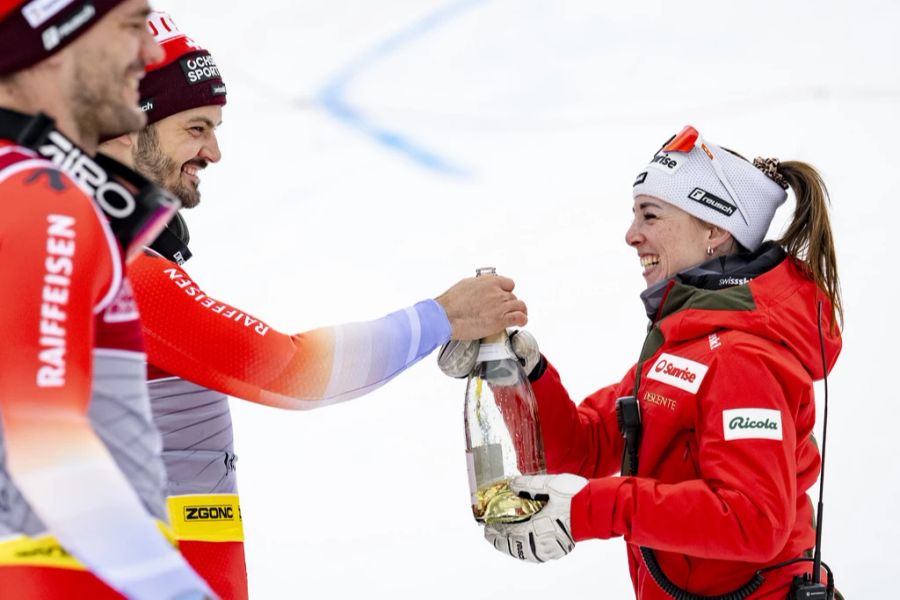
138;11;226;126
0;0;126;75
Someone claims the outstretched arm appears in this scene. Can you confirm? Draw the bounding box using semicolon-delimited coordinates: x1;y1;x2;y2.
130;252;526;409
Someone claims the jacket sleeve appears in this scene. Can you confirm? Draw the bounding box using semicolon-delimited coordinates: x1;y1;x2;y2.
129;251;451;409
570;344;799;562
531;359;631;479
0;168;210;599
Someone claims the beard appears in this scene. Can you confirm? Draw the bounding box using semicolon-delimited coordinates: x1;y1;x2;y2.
134;125;202;208
70;55;146;144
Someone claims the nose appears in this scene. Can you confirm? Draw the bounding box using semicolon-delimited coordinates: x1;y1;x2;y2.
625;218;643;248
199;131;222;163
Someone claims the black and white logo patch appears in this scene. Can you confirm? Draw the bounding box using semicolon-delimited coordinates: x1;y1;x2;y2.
23;0;76;28
183;505;235;521
139;98;154;113
179;53;220;85
633;171;647;187
647;151;684;175
40;1;95;50
688;187;737;217
211;83;227;97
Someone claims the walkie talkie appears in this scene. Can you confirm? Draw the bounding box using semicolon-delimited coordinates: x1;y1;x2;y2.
616;395;641;476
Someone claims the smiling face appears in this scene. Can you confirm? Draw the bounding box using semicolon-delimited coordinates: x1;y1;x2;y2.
133;105;222;208
67;0;162;141
625;195;717;288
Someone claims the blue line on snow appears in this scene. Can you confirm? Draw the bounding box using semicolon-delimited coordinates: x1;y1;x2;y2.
315;0;488;176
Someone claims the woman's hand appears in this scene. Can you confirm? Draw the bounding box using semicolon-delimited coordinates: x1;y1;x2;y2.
437;329;541;379
483;473;588;563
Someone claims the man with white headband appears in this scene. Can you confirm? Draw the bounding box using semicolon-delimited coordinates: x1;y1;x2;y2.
441;126;843;599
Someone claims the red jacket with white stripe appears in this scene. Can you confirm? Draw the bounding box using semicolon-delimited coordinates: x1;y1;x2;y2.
533;246;841;599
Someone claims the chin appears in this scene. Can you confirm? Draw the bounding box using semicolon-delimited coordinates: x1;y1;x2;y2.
99;108;146;141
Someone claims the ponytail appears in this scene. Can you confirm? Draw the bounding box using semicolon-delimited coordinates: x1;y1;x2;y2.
775;161;843;329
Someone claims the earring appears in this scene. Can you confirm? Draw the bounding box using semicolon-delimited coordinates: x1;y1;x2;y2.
706;245;714;256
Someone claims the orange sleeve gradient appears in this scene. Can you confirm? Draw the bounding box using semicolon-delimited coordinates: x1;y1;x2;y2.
129;251;451;409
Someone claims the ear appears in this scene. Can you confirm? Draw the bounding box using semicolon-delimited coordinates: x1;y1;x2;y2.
98;132;138;162
708;226;733;252
107;132;137;149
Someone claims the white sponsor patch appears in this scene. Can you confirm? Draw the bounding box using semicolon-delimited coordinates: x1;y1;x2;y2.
21;0;75;28
646;151;686;175
723;408;783;441
646;352;708;394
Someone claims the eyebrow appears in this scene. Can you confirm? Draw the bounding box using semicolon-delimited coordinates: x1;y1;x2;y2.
633;201;663;213
130;6;152;19
186;117;222;129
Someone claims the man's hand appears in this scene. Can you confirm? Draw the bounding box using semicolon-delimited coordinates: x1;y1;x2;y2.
435;275;527;341
483;473;587;564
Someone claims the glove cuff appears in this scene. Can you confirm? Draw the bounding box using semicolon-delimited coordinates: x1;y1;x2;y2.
527;354;548;382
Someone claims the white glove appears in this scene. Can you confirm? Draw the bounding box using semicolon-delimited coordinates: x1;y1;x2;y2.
509;330;540;376
483;473;587;563
437;330;540;379
437;339;480;378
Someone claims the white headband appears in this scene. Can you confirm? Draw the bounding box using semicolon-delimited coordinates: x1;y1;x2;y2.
632;126;787;251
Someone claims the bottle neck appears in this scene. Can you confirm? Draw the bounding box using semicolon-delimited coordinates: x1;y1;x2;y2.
481;330;508;344
477;342;514;362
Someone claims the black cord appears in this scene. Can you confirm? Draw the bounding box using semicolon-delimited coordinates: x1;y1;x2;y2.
640;546;764;600
813;300;829;584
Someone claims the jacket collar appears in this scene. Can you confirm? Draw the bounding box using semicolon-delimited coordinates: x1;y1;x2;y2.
640;242;786;322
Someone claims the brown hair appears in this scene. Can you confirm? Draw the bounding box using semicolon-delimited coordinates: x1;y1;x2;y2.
776;161;843;328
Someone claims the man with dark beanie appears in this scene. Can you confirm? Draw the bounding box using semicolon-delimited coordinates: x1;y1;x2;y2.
100;11;527;599
0;1;214;598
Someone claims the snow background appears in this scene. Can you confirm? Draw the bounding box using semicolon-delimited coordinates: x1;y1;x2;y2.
155;0;897;597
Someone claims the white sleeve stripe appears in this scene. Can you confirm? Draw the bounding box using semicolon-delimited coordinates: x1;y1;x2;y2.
323;325;346;399
405;306;422;364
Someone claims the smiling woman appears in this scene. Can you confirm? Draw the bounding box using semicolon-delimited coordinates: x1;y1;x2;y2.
626;196;735;288
470;124;845;600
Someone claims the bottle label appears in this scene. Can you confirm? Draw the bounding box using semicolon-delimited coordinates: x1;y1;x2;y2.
470;444;504;486
477;342;513;362
465;450;478;501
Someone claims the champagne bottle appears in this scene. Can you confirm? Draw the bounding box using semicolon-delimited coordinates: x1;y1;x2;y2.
464;267;546;525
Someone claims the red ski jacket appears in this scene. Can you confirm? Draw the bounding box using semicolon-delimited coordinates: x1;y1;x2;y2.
533;247;841;599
